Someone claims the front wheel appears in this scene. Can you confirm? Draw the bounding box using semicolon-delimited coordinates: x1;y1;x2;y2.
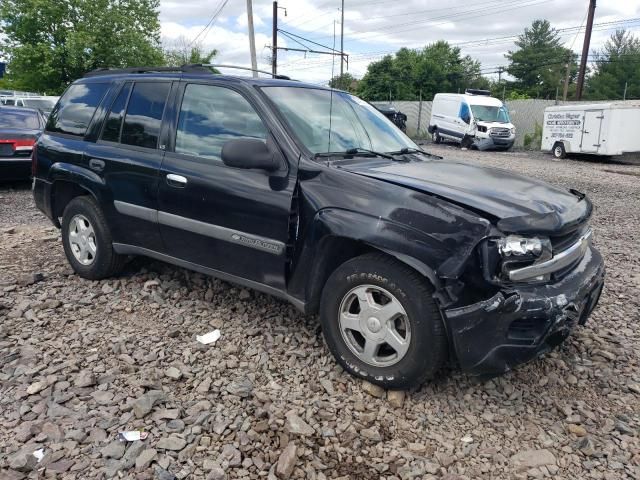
431;129;441;144
320;253;447;389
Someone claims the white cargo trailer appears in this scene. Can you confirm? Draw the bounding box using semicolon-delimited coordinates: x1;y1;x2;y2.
542;102;640;158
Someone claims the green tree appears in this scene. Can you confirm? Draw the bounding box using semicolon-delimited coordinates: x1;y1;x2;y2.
506;20;577;99
329;72;359;93
164;37;218;67
586;30;640;100
0;0;164;94
357;41;489;101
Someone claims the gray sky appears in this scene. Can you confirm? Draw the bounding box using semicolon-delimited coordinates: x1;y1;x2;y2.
161;0;640;84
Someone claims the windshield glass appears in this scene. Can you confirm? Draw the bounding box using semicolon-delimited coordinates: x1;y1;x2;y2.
0;110;40;129
470;105;511;123
261;87;416;154
23;99;56;110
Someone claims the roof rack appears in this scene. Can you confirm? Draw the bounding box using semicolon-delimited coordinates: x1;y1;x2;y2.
83;65;210;77
186;64;291;80
465;88;491;96
84;64;292;80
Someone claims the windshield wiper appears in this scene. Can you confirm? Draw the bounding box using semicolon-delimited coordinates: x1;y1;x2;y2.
388;147;441;159
315;147;398;161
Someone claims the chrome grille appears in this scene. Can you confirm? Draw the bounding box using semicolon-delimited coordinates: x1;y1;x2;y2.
490;127;511;138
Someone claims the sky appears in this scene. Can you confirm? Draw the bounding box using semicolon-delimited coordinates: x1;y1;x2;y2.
161;0;640;85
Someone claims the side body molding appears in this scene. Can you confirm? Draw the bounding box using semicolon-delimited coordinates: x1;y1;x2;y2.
113;201;286;256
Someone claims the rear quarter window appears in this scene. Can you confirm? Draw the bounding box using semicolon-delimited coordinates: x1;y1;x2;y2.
0;110;40;129
46;82;110;136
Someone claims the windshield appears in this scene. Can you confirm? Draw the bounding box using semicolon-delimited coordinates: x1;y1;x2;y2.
0;110;40;129
23;99;56;110
470;105;511;123
262;87;416;154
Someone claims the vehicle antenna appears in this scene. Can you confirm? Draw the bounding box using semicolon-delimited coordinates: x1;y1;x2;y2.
327;20;337;152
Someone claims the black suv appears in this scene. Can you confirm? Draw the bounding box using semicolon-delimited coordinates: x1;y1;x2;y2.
32;66;605;388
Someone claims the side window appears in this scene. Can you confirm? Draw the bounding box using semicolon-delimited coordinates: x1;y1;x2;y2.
459;102;471;124
121;82;170;149
101;83;132;143
46;82;110;136
175;84;267;161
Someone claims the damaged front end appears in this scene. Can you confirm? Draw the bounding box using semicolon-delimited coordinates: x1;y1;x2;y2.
441;201;605;376
471;123;515;150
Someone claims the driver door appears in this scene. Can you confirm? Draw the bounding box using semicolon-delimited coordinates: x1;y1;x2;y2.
157;82;296;291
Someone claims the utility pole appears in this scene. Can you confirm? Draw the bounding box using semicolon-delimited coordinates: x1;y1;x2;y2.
272;1;278;76
247;0;258;77
562;59;571;101
623;81;628;100
497;67;503;83
340;0;345;78
576;0;596;100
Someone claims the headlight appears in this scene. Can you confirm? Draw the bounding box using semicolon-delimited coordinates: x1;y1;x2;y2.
497;235;543;257
510;127;516;135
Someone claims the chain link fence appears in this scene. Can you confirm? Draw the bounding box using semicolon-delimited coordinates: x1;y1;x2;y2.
372;99;623;148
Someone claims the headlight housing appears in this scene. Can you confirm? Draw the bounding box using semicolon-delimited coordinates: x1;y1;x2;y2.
510;127;516;135
497;235;543;257
482;235;552;283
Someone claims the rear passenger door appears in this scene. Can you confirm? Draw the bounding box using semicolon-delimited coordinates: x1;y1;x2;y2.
157;82;296;291
84;80;172;251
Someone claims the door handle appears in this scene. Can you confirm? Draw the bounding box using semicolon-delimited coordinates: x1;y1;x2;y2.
89;158;105;172
166;173;187;188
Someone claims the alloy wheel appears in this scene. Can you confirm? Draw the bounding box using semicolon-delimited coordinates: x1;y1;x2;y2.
68;214;97;265
338;284;411;367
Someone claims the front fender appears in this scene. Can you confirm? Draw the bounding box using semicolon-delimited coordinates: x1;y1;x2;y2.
288;207;492;310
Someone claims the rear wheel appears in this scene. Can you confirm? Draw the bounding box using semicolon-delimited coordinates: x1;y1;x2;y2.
553;142;567;159
431;129;441;144
320;253;447;389
61;196;125;280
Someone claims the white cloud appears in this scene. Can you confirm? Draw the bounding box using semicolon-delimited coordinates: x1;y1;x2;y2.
160;0;640;85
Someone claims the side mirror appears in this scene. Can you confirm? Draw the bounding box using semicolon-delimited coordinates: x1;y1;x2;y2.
221;138;280;171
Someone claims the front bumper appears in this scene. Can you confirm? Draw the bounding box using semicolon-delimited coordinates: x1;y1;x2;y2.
473;136;515;151
0;158;31;181
443;245;605;376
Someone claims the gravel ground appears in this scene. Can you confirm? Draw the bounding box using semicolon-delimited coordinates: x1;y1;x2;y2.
1;148;639;480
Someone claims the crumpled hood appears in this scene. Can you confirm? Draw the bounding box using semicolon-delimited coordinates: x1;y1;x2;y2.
343;159;591;234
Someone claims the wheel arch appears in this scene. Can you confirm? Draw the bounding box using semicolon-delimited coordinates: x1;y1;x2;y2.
290;209;445;315
49;163;105;226
552;140;570;154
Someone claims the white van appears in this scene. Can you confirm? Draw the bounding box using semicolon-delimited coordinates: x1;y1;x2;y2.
542;102;640;158
428;90;516;150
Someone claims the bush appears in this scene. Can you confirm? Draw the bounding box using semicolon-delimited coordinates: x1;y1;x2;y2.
523;121;543;150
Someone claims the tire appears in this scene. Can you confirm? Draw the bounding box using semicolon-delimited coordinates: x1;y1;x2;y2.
61;196;125;280
461;135;473;149
553;142;567;159
431;128;441;144
320;253;447;389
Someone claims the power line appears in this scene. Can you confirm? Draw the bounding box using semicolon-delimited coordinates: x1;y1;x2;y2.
278;19;640;72
189;0;229;46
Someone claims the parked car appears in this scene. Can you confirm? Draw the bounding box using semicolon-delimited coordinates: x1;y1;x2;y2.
375;105;407;132
429;90;516;150
543;102;640;158
0;106;45;181
32;66;604;388
4;95;59;115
